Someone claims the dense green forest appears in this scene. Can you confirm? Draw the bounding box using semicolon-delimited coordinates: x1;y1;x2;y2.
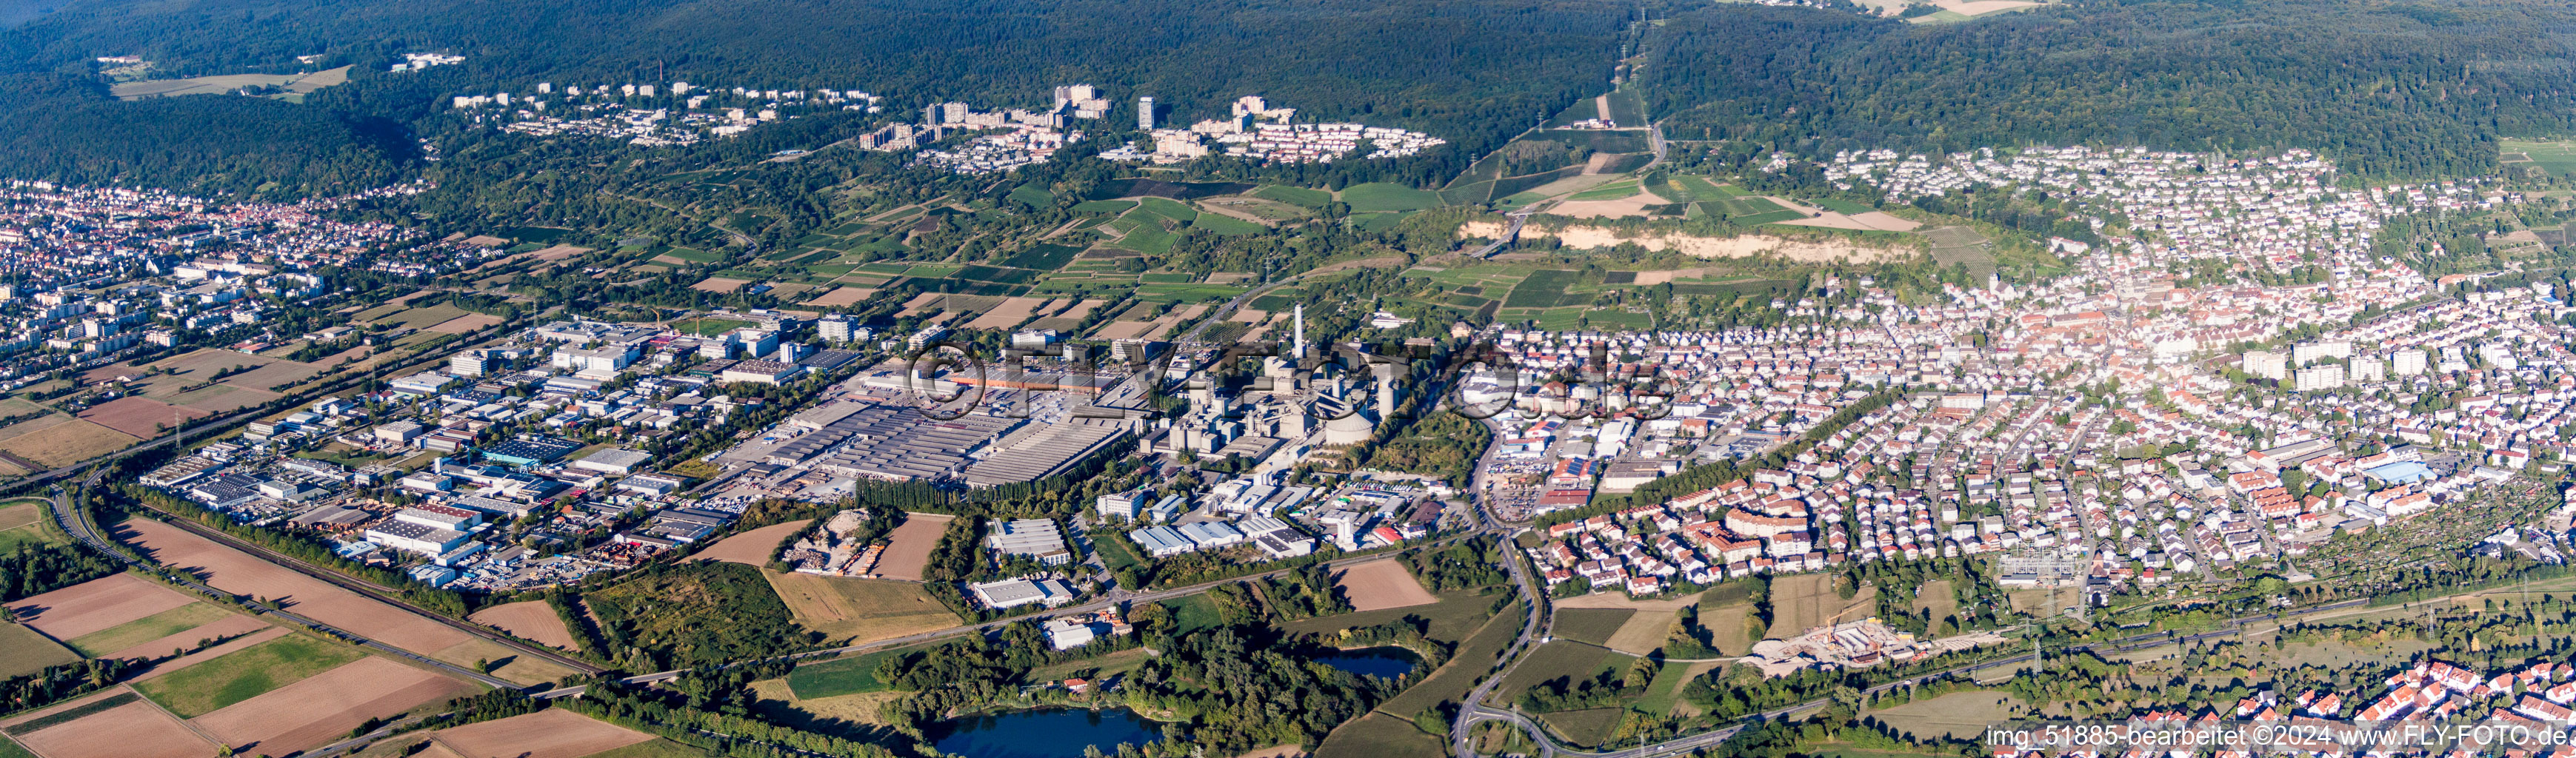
0;73;413;198
1639;0;2576;178
0;0;1634;195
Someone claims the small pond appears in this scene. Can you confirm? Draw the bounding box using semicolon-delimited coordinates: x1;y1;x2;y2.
930;706;1164;758
1314;646;1420;679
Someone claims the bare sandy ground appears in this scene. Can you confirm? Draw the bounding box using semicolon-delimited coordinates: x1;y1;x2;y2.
1547;187;1672;219
1335;560;1438;611
1771;211;1921;232
872;513;955;583
423;708;655;758
467;600;581;651
964;297;1051;329
425;313;507;334
695;520;813;566
6;573;196;640
1461;221;1906;262
690;277;752;293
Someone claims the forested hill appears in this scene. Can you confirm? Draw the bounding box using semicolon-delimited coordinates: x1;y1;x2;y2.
0;0;1632;196
1639;0;2576;178
0;73;413;198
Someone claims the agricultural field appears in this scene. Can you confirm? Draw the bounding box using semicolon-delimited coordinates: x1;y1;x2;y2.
2501;139;2576;179
1537;708;1626;748
695;519;811;565
1867;690;2027;739
1281;587;1508;644
1313;711;1443;758
384;707;656;758
114;518;483;656
131;633;365;717
1767;573;1874;638
60;602;239;657
6;572;196;643
1252;185;1331;208
1550;608;1636;647
1340;183;1442;212
1652;175;1740;202
667;317;757;336
1375;600;1525;718
1489;640;1615;704
0;623;76;678
782;643;934;699
1335;561;1438;611
873;513;955;582
3;692;217;758
188;655;477;754
468;600;582;651
110;65;351;100
0;499;56;552
0;417;139;468
760;571;960;645
1923;225;1998;279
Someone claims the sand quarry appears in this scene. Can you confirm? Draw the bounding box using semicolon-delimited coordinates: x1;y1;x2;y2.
1462;221;1906;263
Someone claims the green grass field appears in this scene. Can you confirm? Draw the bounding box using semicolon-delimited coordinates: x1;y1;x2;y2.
1341;183;1441;212
1134;283;1247;302
1006;184;1055;208
0;734;36;758
1165;594;1226;634
0;623;77;678
1071;199;1135;214
1136;197;1198;223
1538;708;1627;748
1282;588;1506;644
0;500;56;553
1352;211;1414;232
1550;608;1635;645
661;247;724;264
1192;212;1267;235
1735;210;1811;226
1566;181;1641;201
1251;185;1331;208
1109;218;1179;255
667;318;755;336
784;645;927;699
1377;600;1524;717
133;634;364;717
1492;641;1613;705
1658;175;1738;201
64;603;238;657
1716;195;1786;217
1314;711;1443;758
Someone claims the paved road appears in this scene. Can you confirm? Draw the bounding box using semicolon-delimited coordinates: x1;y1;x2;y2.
39;488;521;691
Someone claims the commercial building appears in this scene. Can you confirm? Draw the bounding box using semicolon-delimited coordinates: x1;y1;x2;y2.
985;517;1072;565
